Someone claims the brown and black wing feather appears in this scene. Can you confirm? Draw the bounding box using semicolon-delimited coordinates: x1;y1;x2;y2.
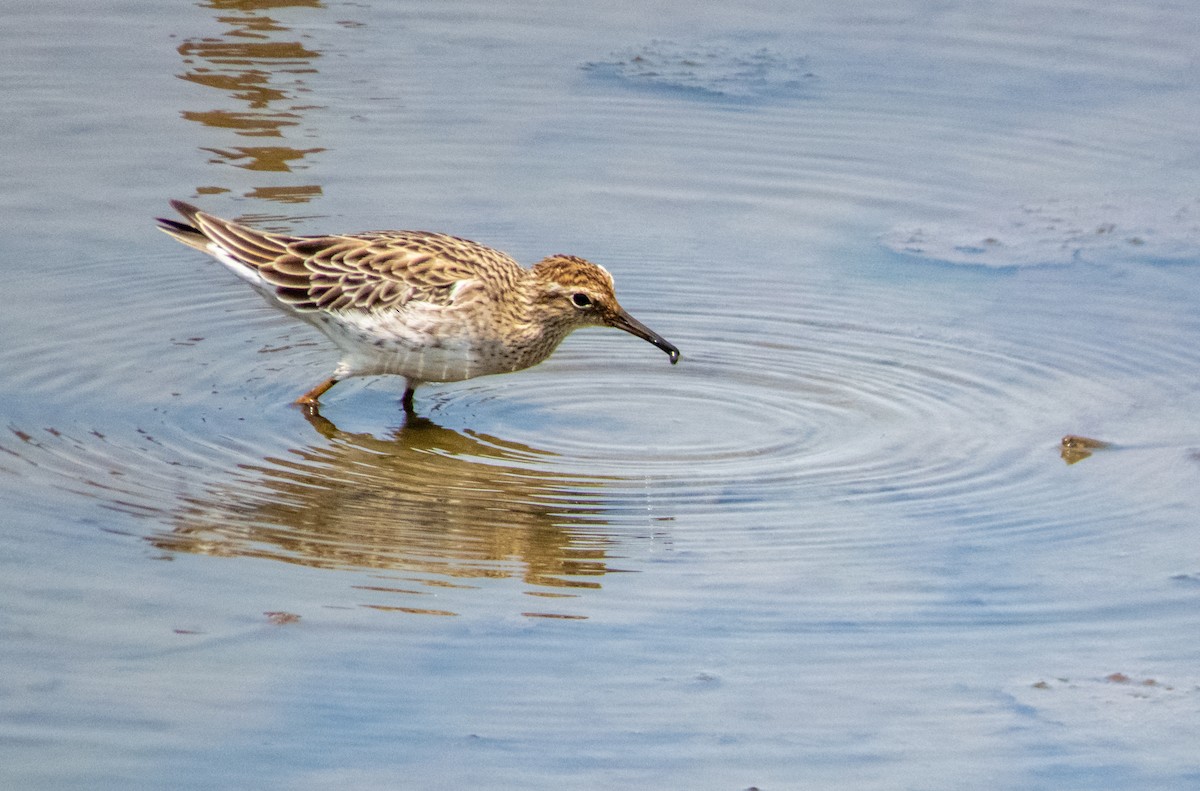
157;201;519;314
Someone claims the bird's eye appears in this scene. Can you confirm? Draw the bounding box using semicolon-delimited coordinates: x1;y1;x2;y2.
571;293;593;308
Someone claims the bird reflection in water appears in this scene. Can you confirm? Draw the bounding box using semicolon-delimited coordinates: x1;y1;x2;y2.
151;409;629;612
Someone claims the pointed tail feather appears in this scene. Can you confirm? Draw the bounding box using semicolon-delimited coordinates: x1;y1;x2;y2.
156;201;213;254
157;198;292;261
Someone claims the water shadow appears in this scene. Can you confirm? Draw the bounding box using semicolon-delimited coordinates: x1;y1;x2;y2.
150;410;628;595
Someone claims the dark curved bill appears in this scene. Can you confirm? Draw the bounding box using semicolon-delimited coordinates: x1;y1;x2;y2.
610;310;681;364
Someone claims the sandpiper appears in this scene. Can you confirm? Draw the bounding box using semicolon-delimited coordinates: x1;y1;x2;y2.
156;200;679;410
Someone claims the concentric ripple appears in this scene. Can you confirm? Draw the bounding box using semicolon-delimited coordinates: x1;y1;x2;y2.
4;235;1199;616
421;259;1200;568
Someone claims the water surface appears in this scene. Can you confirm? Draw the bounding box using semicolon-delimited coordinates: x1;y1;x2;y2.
2;1;1199;788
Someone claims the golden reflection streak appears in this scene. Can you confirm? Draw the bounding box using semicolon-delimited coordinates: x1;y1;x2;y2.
151;410;628;597
200;146;324;172
207;0;323;10
175;0;335;203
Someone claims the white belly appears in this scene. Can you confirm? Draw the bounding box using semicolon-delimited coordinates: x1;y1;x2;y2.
308;308;526;384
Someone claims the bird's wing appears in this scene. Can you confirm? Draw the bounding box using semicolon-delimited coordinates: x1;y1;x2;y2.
158;201;515;313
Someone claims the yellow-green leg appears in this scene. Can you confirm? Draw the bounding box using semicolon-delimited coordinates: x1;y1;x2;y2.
294;376;338;409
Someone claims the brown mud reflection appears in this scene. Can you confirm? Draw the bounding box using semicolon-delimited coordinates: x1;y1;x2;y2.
1060;434;1111;465
175;0;336;204
150;410;630;610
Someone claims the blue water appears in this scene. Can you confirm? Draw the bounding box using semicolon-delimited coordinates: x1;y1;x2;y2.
2;1;1199;788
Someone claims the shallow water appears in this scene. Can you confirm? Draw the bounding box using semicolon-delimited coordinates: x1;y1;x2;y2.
3;1;1200;788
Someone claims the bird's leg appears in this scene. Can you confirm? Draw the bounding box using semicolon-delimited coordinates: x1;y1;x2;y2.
400;383;416;413
294;377;339;411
